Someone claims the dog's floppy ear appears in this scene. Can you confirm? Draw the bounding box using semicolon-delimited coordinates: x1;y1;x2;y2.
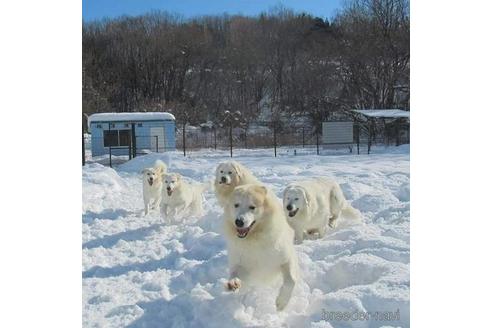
250;185;268;208
215;163;222;175
231;161;243;179
253;185;273;213
252;184;267;197
300;186;311;210
283;185;292;203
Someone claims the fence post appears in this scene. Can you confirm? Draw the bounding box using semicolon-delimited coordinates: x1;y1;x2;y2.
229;123;233;157
128;138;132;161
155;136;159;153
302;127;305;148
82;128;86;166
108;122;113;167
356;124;360;155
183;122;186;157
395;118;401;146
273;121;277;157
214;127;217;150
316;125;320;155
131;123;136;158
368;121;373;154
383;119;389;147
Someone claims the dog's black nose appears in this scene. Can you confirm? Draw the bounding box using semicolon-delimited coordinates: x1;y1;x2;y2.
286;204;293;211
221;176;227;183
167;187;171;191
235;219;244;227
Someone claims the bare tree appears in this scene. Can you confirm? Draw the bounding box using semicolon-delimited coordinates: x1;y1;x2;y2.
83;2;409;122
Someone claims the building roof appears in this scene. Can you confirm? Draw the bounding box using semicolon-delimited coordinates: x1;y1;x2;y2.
88;112;175;125
352;109;410;118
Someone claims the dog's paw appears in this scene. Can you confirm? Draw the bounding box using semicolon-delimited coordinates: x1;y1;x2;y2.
305;233;319;240
306;229;320;240
275;295;289;311
225;278;241;292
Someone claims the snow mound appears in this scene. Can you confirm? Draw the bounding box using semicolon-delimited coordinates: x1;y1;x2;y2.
118;153;173;173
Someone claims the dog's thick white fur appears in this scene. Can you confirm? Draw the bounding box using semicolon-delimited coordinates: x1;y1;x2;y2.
223;184;299;311
214;161;260;208
160;172;208;222
142;160;167;215
283;178;361;243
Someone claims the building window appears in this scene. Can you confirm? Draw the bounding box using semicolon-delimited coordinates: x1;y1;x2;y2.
119;130;131;146
103;130;119;147
137;123;143;127
103;129;131;147
124;123;129;127
96;124;102;128
111;124;115;128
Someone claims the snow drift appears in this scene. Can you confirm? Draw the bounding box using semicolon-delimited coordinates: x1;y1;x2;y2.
83;147;410;328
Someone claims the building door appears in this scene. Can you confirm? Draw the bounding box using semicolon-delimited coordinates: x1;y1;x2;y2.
150;127;165;152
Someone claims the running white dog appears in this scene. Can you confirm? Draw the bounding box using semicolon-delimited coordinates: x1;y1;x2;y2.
283;178;361;243
160;172;208;222
142;160;167;215
214;161;260;208
223;184;299;311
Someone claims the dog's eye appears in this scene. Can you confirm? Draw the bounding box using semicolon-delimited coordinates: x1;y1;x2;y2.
228;171;232;175
249;206;255;210
234;204;239;208
295;198;299;201
220;170;223;173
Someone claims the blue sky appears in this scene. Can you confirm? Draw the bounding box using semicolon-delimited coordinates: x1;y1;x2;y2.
83;0;345;22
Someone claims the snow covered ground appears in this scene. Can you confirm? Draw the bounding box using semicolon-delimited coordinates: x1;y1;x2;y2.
82;146;410;328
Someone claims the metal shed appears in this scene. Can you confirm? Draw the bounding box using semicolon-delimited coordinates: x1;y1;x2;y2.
352;109;410;153
88;112;176;157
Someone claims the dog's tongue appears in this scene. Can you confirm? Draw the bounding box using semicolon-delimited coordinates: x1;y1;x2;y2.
237;227;249;237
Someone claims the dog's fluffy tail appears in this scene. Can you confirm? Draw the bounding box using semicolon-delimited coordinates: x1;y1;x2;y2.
341;204;362;221
154;160;168;175
331;184;362;221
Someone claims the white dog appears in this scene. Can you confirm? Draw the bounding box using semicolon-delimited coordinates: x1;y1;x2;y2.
283;178;361;243
223;184;299;311
214;161;260;208
142;160;167;215
160;172;208;222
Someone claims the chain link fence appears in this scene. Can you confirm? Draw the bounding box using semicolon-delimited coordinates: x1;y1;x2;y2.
83;134;174;167
83;119;409;166
175;121;323;157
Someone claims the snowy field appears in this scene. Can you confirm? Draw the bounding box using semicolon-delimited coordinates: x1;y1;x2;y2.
82;146;410;328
